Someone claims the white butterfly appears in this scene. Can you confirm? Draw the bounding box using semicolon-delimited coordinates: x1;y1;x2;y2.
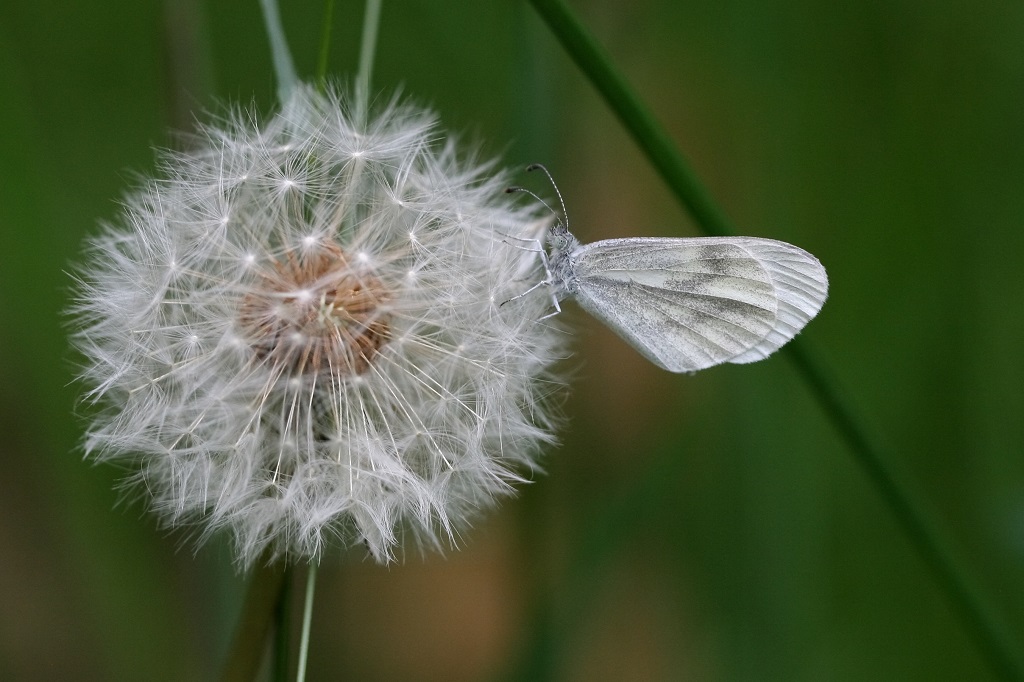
544;226;828;373
512;167;829;374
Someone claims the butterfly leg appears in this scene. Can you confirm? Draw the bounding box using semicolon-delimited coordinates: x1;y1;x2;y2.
497;232;562;317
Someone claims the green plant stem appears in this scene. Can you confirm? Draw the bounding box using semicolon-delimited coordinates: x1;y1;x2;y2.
221;559;289;682
786;342;1024;680
316;0;336;86
295;563;319;682
356;0;383;104
259;0;299;103
526;0;1024;679
528;0;732;237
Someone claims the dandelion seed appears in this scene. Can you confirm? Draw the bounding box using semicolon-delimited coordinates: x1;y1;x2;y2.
71;84;565;567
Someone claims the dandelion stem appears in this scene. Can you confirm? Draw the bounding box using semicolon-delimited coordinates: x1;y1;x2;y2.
356;0;383;105
295;563;318;682
526;0;1024;679
315;0;336;87
259;0;299;103
220;558;288;682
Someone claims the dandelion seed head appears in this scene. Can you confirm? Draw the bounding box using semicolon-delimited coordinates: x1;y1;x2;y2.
71;84;565;567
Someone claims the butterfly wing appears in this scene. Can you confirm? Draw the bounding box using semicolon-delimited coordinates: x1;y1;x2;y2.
569;237;828;373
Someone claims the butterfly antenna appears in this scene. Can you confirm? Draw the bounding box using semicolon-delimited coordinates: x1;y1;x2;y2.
504;185;557;221
526;163;569;233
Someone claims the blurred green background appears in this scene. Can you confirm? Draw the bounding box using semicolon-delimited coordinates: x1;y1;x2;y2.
3;1;1024;680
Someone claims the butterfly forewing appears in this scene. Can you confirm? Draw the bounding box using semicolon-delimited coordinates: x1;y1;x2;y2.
569;237;827;373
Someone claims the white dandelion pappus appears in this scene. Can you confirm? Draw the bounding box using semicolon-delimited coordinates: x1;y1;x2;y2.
70;85;566;567
524;168;828;373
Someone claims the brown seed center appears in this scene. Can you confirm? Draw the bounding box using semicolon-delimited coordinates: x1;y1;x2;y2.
238;241;391;376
